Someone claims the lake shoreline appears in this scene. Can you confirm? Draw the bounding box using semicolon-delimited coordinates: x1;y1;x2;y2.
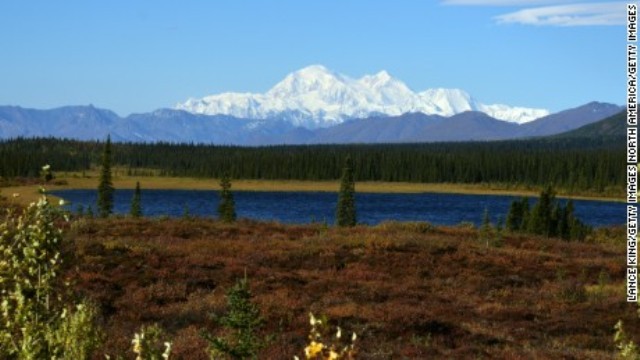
2;172;624;207
50;188;625;227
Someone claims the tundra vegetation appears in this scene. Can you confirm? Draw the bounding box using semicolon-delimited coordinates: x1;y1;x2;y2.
614;305;640;360
0;186;635;358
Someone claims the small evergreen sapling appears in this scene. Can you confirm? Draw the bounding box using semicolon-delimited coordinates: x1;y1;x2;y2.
218;173;236;223
527;185;555;236
336;156;356;227
203;276;264;359
97;135;114;218
506;197;529;231
130;181;142;218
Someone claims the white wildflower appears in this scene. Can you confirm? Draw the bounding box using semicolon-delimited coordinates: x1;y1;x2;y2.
162;341;172;359
132;332;143;356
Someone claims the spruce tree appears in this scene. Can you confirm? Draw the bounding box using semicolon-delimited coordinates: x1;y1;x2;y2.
97;135;114;218
218;173;236;222
506;197;531;231
203;276;264;359
527;186;555;236
506;199;523;231
336;156;356;227
503;190;591;241
566;199;579;240
130;181;142;218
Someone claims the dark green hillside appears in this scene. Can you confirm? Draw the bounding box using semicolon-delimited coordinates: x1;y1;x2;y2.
553;111;625;140
0;136;624;196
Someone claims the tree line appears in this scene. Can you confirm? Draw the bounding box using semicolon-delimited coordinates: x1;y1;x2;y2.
0;136;624;194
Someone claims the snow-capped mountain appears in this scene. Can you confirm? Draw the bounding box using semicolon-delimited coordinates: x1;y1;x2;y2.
176;65;549;128
0;102;622;145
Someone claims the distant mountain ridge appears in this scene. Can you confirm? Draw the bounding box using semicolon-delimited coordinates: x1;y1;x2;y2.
551;110;625;140
0;101;622;145
302;102;622;144
176;65;550;128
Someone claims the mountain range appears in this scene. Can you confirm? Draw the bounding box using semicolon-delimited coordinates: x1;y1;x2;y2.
0;65;624;145
552;110;625;140
176;65;549;127
0;101;623;145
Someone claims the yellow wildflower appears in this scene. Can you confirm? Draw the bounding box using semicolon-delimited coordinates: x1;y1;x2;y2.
305;340;324;358
328;350;339;360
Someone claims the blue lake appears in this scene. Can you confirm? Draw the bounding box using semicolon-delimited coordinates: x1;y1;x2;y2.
51;189;624;227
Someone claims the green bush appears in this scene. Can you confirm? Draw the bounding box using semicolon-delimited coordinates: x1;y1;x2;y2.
202;276;264;359
0;196;102;359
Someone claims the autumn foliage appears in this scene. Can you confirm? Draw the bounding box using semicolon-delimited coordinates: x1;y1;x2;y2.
49;215;633;359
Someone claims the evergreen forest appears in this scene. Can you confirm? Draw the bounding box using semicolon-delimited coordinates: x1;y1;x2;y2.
0;136;623;195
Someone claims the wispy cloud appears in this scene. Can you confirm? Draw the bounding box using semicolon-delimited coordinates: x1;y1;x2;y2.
442;0;626;26
495;2;626;26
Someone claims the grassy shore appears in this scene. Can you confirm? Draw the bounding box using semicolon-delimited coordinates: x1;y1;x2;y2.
1;170;624;207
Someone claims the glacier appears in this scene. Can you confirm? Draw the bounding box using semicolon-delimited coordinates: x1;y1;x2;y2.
176;65;550;128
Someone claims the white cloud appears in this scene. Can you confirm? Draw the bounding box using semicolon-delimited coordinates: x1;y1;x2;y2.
494;2;626;26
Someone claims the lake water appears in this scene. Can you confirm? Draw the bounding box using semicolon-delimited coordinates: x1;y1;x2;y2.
51;189;624;227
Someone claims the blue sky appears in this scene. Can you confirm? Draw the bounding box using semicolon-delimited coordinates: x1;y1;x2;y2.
0;1;626;116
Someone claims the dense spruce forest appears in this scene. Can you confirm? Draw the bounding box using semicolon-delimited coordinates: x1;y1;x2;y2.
0;136;623;194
